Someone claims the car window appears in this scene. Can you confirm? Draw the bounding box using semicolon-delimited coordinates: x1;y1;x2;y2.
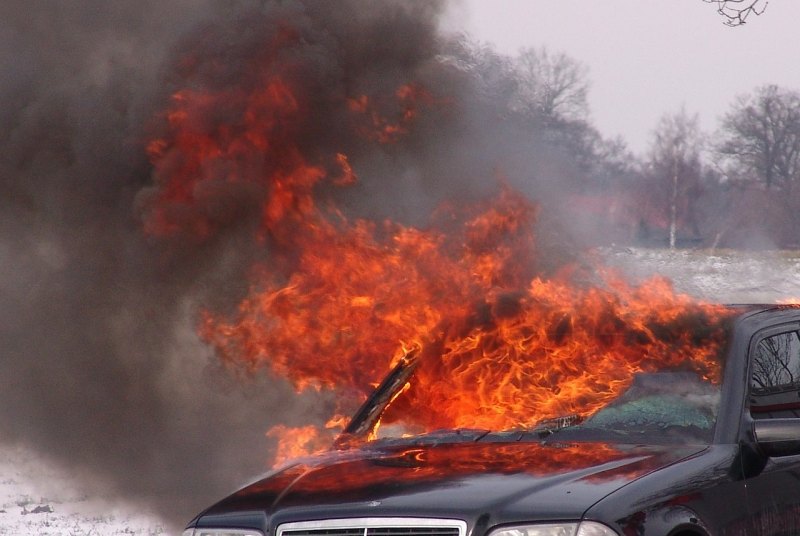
565;371;720;444
750;330;800;419
358;316;735;447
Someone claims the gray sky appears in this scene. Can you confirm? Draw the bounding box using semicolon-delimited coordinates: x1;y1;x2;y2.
445;0;800;154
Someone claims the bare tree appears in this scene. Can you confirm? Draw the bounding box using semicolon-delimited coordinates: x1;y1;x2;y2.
513;46;589;122
442;36;520;112
716;85;800;192
703;0;768;26
644;109;704;249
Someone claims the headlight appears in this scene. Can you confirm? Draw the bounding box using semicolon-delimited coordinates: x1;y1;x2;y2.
182;529;264;536
488;521;617;536
574;523;618;536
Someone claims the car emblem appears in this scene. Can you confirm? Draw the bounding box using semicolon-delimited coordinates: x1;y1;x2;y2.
367;501;381;507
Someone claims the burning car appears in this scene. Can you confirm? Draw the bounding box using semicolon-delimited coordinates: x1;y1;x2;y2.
183;304;800;536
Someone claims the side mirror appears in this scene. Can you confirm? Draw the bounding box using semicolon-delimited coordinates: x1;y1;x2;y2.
754;419;800;457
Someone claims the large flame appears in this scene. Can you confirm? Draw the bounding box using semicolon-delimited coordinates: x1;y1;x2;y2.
144;42;734;467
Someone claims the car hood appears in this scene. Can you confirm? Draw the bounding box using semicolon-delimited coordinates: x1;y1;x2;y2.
197;440;707;529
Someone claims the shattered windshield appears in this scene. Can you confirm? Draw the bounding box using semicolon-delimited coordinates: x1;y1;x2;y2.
546;371;720;443
363;371;721;445
346;317;733;447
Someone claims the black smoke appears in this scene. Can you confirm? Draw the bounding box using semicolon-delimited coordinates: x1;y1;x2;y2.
0;0;585;530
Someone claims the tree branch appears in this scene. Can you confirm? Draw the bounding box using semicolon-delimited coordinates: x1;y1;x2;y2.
703;0;768;26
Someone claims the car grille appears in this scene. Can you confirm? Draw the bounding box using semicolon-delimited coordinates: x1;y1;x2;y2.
277;518;466;536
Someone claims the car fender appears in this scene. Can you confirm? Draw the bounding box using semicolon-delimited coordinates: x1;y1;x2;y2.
613;504;710;536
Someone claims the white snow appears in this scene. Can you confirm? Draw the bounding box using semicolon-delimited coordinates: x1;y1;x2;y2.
602;247;800;303
0;444;166;535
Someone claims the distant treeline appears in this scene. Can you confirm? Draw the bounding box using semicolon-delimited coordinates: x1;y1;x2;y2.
450;40;800;250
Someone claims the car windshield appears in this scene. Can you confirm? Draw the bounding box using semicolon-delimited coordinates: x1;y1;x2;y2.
345;318;733;447
543;371;720;444
360;371;721;446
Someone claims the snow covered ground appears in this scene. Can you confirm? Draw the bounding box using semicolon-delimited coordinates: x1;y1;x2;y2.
0;444;167;535
3;248;800;535
603;247;800;303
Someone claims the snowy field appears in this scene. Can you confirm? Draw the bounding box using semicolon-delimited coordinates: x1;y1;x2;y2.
604;247;800;304
3;248;800;535
0;444;166;535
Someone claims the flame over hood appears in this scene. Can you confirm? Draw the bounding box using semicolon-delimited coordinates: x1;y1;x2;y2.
141;3;734;467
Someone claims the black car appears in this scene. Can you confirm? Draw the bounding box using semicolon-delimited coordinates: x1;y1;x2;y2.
183;305;800;536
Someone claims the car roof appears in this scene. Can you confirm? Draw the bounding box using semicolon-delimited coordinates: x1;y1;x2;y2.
727;303;800;318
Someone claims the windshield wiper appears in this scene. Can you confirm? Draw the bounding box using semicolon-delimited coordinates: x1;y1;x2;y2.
530;414;584;437
415;428;490;439
372;428;491;447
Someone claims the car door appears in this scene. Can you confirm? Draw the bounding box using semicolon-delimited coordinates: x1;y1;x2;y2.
741;325;800;535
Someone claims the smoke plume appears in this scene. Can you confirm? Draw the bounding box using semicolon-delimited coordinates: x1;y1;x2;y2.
1;0;586;529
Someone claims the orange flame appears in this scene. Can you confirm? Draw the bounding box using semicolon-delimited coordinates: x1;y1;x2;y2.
267;425;336;467
146;66;733;467
347;83;434;144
